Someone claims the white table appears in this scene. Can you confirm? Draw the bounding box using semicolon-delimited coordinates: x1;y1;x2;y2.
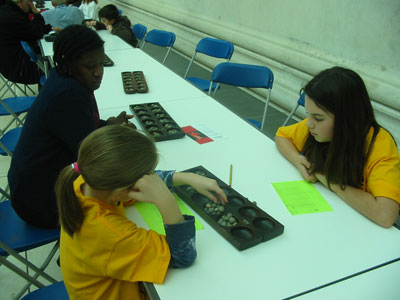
294;258;400;300
40;29;133;58
100;97;400;300
95;48;207;109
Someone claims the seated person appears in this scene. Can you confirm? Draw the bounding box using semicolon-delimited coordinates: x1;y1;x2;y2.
79;0;97;21
41;0;84;29
8;25;133;228
275;67;400;228
88;4;138;48
0;0;52;84
57;125;226;299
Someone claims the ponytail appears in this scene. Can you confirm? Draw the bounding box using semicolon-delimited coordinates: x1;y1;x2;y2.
55;165;84;237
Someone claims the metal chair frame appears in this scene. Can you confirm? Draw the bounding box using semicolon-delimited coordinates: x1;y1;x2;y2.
282;92;305;126
132;23;147;48
184;37;234;92
0;200;60;300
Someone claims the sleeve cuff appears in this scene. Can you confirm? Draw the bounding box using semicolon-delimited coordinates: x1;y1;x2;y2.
155;170;175;190
164;215;195;244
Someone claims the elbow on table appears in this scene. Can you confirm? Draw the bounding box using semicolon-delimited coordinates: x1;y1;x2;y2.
372;206;399;228
170;249;197;268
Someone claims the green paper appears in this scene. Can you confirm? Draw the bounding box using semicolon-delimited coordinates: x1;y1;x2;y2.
272;180;333;215
135;194;203;235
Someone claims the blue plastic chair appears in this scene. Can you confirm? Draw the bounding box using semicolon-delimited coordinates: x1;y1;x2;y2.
184;37;234;92
209;62;274;130
0;200;60;300
20;41;48;85
118;9;122;16
21;281;69;300
0;95;35;134
142;29;176;64
282;92;305;126
0;127;23;157
132;23;147;48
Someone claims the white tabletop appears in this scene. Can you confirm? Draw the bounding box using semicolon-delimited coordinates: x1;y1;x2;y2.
294;259;400;300
95;48;207;109
100;97;400;300
40;29;133;58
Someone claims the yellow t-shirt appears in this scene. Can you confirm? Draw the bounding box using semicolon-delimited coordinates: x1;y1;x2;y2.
60;175;171;300
276;119;400;204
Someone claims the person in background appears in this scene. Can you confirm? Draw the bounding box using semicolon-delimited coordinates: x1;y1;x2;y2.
275;66;400;228
41;0;84;29
79;0;97;21
0;0;52;84
87;4;138;48
57;125;226;299
8;25;133;228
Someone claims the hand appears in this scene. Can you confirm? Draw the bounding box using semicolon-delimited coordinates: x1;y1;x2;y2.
296;155;317;183
85;20;97;27
128;174;175;205
106;25;113;32
106;111;136;128
180;173;228;204
52;27;62;32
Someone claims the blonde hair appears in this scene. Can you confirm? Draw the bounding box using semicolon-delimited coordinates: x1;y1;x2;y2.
56;125;158;236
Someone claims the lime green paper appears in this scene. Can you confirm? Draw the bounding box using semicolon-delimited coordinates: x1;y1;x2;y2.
135;194;203;235
272;180;333;215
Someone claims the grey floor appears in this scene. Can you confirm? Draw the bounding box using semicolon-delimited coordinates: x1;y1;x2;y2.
141;43;296;140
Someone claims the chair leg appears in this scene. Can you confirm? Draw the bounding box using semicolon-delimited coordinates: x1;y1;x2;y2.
0;241;59;284
12;241;60;300
282;104;299;127
0;186;11;201
260;89;272;131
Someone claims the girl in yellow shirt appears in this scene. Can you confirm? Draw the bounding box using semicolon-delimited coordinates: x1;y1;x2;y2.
56;125;227;299
275;67;400;228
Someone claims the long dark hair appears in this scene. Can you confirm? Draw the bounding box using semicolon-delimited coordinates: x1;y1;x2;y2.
53;25;104;77
56;126;158;236
302;66;380;189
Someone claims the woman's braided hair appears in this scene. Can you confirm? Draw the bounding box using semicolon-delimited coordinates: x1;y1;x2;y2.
53;25;104;77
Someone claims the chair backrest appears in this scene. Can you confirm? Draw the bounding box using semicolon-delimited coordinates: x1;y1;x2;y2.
20;41;37;62
184;37;234;79
209;62;274;130
195;37;234;59
210;62;274;90
142;29;176;64
144;29;176;47
20;41;47;76
132;23;147;41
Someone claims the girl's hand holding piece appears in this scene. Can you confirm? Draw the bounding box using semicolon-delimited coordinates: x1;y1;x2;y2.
174;172;228;204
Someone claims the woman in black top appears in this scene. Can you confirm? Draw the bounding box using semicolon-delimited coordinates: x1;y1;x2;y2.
8;25;133;228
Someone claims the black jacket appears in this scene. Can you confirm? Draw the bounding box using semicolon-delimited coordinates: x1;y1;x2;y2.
8;69;105;228
0;0;51;84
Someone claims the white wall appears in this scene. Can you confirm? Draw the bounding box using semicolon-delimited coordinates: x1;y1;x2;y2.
101;0;400;144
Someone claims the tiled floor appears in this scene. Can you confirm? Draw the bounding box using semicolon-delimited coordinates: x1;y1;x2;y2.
0;45;294;299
